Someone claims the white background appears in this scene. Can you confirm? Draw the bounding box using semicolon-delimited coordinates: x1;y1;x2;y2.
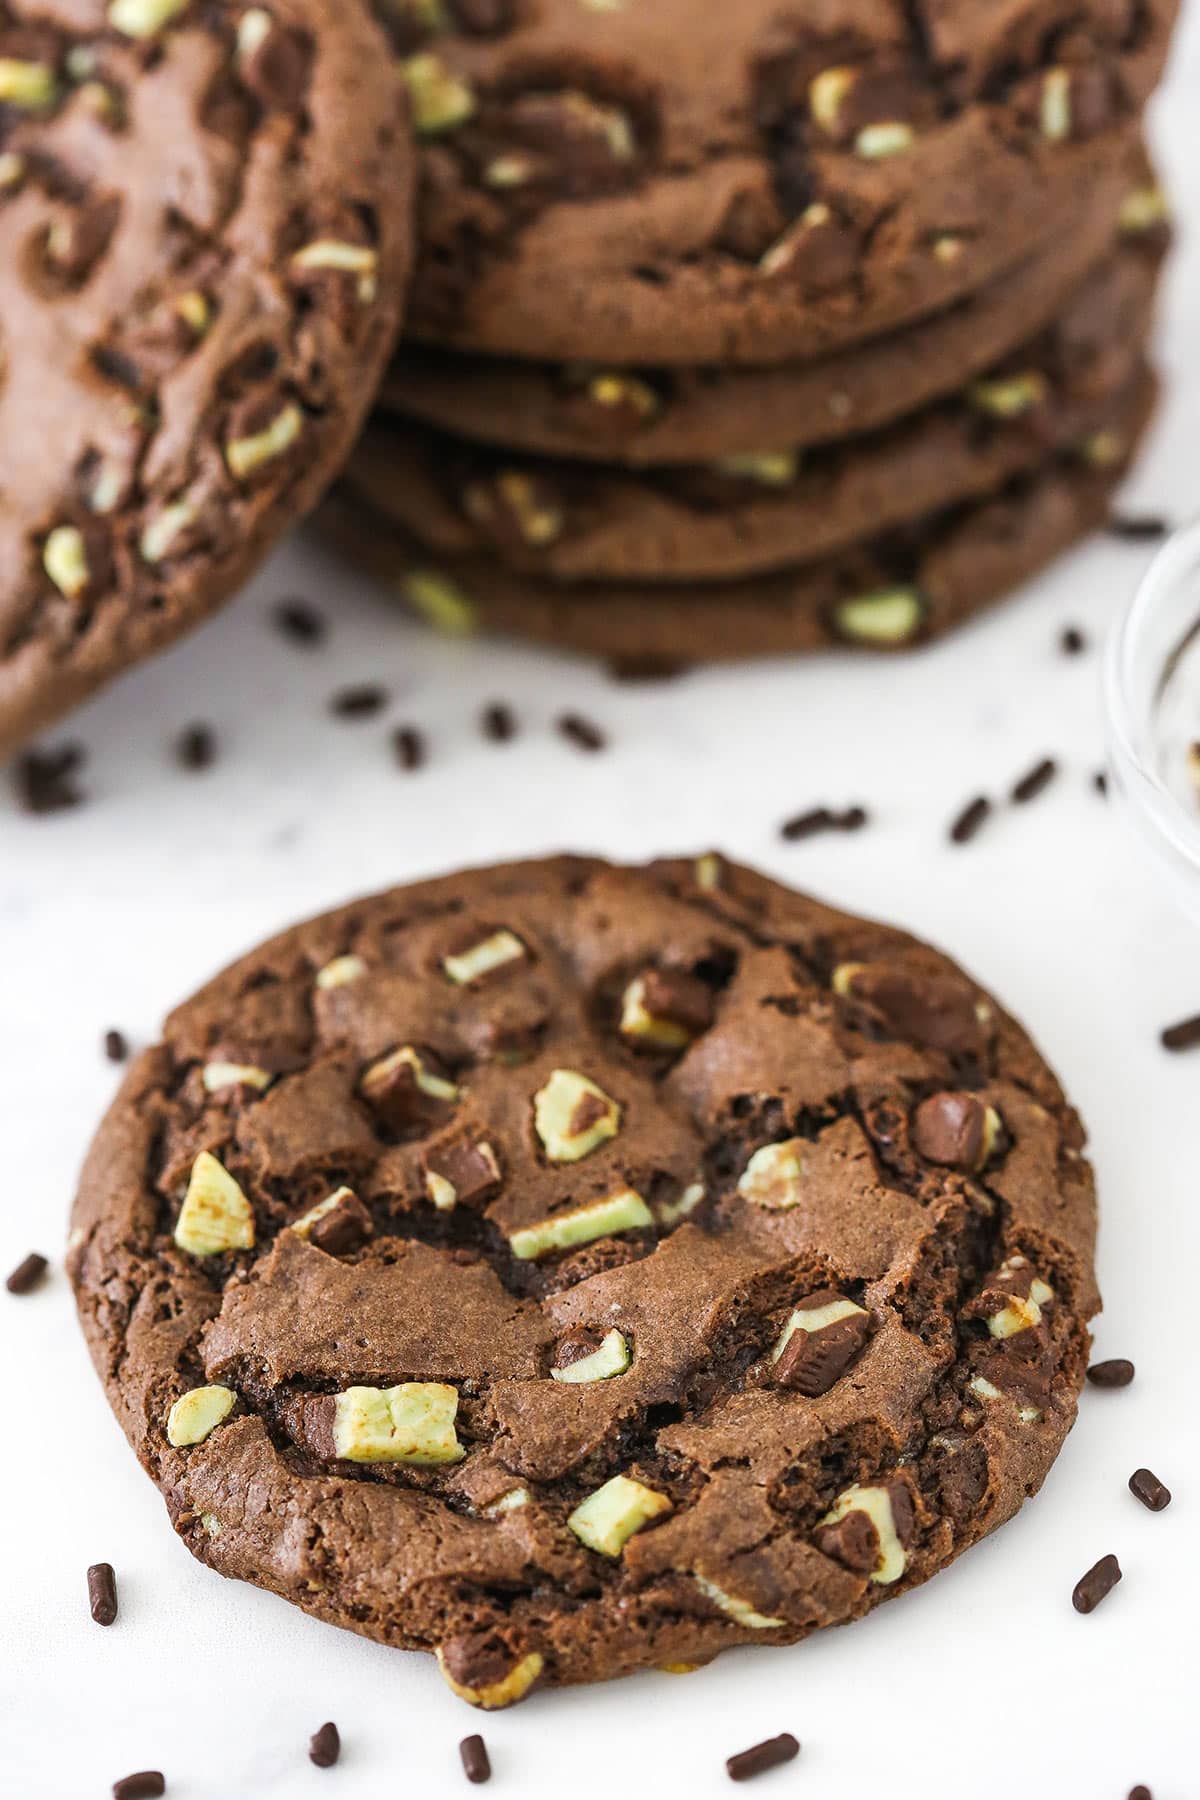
3;20;1198;1796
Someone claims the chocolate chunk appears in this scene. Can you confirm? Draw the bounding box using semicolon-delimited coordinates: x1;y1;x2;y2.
459;1734;492;1784
1161;1014;1200;1053
1128;1468;1171;1512
111;1776;164;1800
360;1047;457;1135
87;1562;118;1626
1072;1552;1122;1613
950;795;992;845
726;1733;800;1782
308;1190;373;1257
423;1137;502;1208
837;964;987;1059
633;967;715;1040
1011;757;1058;804
773;1294;871;1396
1087;1358;1135;1388
558;713;606;752
912;1092;994;1170
6;1252;48;1295
309;1721;340;1768
813;1504;882;1575
13;744;86;815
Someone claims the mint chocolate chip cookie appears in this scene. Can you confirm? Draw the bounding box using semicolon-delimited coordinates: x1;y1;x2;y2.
70;855;1099;1704
0;0;413;759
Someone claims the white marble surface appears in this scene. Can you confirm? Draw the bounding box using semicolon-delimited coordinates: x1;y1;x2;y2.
4;20;1200;1797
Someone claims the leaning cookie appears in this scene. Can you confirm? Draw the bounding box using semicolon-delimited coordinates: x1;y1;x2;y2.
378;152;1168;467
376;0;1177;365
69;854;1098;1704
342;256;1161;585
0;0;413;760
323;371;1156;668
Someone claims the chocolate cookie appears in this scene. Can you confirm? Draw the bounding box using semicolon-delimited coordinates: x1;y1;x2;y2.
342;256;1160;584
0;0;413;760
69;854;1099;1705
376;0;1177;365
380;157;1167;467
323;369;1156;667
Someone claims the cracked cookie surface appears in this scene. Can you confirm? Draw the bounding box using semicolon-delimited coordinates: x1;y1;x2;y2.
70;854;1099;1704
0;0;413;759
374;0;1178;364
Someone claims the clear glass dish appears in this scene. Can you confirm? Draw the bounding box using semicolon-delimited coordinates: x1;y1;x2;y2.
1105;517;1200;920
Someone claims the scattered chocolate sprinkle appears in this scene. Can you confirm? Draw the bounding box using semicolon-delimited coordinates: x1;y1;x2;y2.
6;1252;48;1295
309;1722;340;1769
1108;514;1170;542
1129;1468;1171;1512
1093;770;1109;797
1011;757;1058;804
88;1562;118;1626
950;795;992;845
558;713;606;752
1072;1552;1121;1614
111;1774;164;1800
781;805;869;842
726;1733;801;1782
482;702;517;743
104;1029;129;1064
392;725;426;771
1128;1786;1153;1799
274;598;327;645
459;1734;492;1784
1060;625;1088;655
1088;1358;1135;1388
13;743;85;814
175;723;216;772
331;683;388;719
1162;1013;1200;1052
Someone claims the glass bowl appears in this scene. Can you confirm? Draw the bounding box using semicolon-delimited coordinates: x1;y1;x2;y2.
1104;516;1200;920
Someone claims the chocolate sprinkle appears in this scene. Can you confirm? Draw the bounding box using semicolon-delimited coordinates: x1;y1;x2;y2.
309;1722;340;1768
331;683;389;719
1060;625;1088;655
1129;1468;1171;1512
482;702;517;743
1072;1552;1122;1614
1128;1786;1153;1799
88;1562;118;1626
781;805;869;842
111;1775;164;1800
5;1252;48;1295
104;1029;129;1064
274;598;327;645
392;725;426;771
1093;770;1109;797
1161;1013;1200;1052
13;743;85;814
558;713;607;752
1108;514;1170;542
950;795;992;845
726;1733;801;1782
1087;1358;1135;1388
1011;757;1058;804
175;723;216;772
459;1734;492;1784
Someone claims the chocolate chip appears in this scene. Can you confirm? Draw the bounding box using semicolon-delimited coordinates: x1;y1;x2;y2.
482;702;517;742
308;1191;373;1258
13;743;86;814
814;1503;881;1574
1129;1468;1171;1512
1161;1013;1200;1052
88;1562;118;1626
459;1734;492;1784
1087;1358;1135;1388
274;598;326;645
1072;1552;1121;1613
309;1721;340;1768
950;795;991;844
912;1092;991;1169
726;1733;800;1782
175;722;216;772
392;725;426;770
6;1252;48;1295
1060;625;1088;655
1011;757;1058;805
111;1775;165;1800
837;964;987;1059
104;1029;129;1063
558;712;606;752
331;684;389;719
1108;514;1170;542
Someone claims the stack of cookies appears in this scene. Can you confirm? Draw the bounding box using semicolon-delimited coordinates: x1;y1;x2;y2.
330;0;1179;670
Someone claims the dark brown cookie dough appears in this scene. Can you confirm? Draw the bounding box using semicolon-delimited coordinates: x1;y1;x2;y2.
342;252;1160;584
70;854;1099;1704
0;0;413;760
323;369;1156;668
378;152;1167;466
376;0;1177;365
